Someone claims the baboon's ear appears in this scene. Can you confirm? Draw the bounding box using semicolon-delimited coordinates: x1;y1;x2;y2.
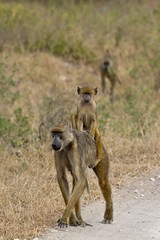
77;86;81;95
94;87;98;95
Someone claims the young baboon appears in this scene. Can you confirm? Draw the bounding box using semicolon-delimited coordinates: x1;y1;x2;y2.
100;49;121;103
51;123;113;228
154;70;160;93
71;86;102;167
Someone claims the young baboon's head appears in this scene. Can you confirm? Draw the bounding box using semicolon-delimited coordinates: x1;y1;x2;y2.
51;123;73;151
77;86;98;103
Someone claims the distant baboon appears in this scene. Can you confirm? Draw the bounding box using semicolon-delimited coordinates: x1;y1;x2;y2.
71;86;102;167
100;49;121;102
51;123;113;228
154;70;160;93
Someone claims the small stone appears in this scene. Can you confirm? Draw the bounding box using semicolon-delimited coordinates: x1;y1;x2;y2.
59;75;67;81
150;177;156;182
134;189;139;194
49;229;58;233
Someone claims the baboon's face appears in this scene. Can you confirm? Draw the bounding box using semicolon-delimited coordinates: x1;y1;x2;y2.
51;127;74;152
77;86;98;103
103;61;110;70
52;132;63;151
83;93;92;103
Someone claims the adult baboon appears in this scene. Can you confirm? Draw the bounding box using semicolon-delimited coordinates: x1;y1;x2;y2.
100;49;121;102
51;123;113;228
71;86;102;167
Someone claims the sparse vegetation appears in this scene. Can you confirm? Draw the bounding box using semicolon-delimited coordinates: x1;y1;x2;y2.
0;58;31;147
0;0;160;239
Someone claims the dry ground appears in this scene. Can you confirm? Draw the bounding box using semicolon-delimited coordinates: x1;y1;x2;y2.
40;170;160;240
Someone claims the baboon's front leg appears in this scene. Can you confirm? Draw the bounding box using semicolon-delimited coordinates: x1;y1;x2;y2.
74;199;92;227
101;72;107;94
72;178;83;226
76;118;83;132
57;151;87;228
72;178;92;227
89;119;97;138
55;156;77;226
93;158;113;223
58;180;86;228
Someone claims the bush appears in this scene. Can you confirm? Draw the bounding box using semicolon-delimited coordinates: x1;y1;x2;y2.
0;57;31;147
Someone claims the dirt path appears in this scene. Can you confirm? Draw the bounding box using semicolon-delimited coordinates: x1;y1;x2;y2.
39;171;160;240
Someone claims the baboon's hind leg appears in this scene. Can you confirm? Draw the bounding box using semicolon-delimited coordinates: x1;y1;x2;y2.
71;114;77;129
89;130;103;168
109;80;116;103
93;158;113;223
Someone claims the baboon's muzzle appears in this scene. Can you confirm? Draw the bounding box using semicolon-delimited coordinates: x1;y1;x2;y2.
84;95;91;102
103;61;110;69
52;143;61;151
84;99;90;102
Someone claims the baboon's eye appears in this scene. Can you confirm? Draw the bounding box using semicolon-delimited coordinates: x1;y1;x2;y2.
52;132;55;137
58;133;63;140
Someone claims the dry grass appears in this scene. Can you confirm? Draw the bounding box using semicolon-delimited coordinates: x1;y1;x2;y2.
0;50;159;239
0;0;160;239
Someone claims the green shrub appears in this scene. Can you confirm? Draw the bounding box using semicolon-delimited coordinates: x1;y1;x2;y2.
0;57;31;147
0;108;30;147
0;59;20;104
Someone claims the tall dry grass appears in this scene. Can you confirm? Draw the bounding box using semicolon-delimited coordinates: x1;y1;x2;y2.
0;0;160;239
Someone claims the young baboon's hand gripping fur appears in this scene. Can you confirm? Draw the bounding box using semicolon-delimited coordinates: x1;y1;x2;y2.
51;123;113;228
71;86;102;167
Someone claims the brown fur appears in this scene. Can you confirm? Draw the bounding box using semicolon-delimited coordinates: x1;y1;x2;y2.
51;124;113;228
71;86;102;167
100;49;121;103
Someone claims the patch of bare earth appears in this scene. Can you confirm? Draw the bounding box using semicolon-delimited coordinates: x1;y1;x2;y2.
39;170;160;240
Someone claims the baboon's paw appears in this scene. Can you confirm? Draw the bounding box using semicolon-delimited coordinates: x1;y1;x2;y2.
101;219;113;224
57;218;68;228
69;218;79;227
